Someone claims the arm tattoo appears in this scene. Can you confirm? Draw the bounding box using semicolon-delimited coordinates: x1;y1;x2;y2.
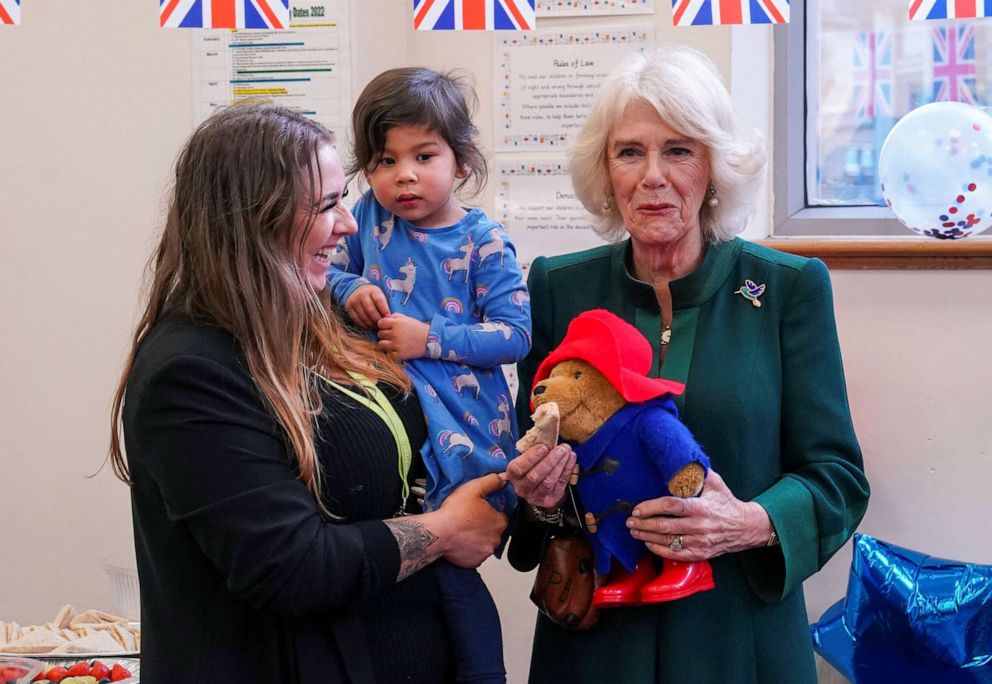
384;518;440;582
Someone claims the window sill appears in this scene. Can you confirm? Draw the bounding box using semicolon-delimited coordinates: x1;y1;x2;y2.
758;238;992;269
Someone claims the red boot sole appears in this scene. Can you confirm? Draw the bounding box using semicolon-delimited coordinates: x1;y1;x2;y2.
592;590;645;608
640;577;715;604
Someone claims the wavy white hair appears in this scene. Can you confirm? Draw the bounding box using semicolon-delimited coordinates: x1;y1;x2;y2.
570;46;767;244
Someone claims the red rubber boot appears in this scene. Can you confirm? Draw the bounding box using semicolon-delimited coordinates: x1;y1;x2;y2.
592;559;655;608
640;559;715;603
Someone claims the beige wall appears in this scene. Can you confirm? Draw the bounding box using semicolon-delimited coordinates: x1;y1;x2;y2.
2;2;990;683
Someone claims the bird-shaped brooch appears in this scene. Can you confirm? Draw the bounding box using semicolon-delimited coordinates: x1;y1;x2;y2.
735;279;765;308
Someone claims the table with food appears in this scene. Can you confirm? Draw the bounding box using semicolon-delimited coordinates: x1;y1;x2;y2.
0;606;139;684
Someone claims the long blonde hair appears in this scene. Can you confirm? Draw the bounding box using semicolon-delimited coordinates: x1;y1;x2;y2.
109;105;409;505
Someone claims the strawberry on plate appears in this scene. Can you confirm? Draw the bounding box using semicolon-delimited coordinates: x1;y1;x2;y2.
1;666;29;681
64;662;90;678
108;663;131;682
87;662;110;680
42;666;69;683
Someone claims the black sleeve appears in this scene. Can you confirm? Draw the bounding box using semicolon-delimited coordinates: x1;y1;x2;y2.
130;353;401;620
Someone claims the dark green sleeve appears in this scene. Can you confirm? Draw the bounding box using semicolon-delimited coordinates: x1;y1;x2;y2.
747;258;870;600
514;255;553;431
508;255;557;572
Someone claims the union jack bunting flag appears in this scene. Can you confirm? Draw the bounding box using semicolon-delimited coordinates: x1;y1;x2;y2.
413;0;536;30
0;0;20;26
853;31;892;119
910;0;992;20
931;25;977;103
160;0;290;29
671;0;789;26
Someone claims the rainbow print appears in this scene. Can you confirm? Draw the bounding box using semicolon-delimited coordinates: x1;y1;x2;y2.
475;284;489;298
441;297;464;314
424;383;439;402
463;411;479;427
367;265;382;281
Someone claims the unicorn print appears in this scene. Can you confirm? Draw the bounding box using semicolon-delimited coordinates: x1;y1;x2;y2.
510;290;530;310
385;257;417;306
374;217;395;251
476;229;505;266
471;321;513;340
438;430;474;458
489;395;513;443
327;241;351;269
442;235;474;283
426;333;443;359
451;366;481;399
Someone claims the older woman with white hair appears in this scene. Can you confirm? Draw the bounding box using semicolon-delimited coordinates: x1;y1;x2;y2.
505;46;869;683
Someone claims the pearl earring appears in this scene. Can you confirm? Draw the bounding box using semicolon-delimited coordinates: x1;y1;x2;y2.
602;192;614;213
707;183;719;209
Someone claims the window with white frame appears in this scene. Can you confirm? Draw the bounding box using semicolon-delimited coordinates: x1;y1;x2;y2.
774;0;992;237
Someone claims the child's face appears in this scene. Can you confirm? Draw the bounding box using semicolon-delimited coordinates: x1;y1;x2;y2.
367;124;468;229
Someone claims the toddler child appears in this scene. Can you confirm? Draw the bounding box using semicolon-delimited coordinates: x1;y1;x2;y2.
327;67;531;684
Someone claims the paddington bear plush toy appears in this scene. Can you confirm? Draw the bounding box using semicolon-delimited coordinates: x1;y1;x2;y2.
529;309;714;606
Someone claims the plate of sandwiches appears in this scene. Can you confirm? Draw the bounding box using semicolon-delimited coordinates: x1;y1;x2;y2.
0;605;140;658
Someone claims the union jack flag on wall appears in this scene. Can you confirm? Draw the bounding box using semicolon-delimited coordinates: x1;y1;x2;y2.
853;31;893;119
0;0;20;26
671;0;789;26
931;25;977;102
910;0;992;20
413;0;536;30
160;0;290;29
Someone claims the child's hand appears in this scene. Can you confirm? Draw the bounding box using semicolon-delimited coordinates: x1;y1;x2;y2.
345;284;391;329
377;313;430;361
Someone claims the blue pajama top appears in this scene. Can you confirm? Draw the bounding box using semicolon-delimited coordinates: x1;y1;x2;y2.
327;190;531;513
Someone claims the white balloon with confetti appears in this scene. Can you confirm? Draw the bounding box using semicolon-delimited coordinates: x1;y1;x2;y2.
878;101;992;239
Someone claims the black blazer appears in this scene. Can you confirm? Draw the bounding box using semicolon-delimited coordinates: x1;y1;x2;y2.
124;315;405;683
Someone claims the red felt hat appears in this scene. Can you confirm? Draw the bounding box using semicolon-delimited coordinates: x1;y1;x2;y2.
532;309;685;405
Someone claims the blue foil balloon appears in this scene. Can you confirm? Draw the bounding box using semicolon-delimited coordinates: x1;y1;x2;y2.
811;534;992;683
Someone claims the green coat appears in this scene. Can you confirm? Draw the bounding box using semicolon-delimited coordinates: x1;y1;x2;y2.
509;238;869;684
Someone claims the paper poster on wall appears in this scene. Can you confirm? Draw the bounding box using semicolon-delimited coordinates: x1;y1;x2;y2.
192;1;350;143
494;26;653;150
536;0;654;17
496;160;608;272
